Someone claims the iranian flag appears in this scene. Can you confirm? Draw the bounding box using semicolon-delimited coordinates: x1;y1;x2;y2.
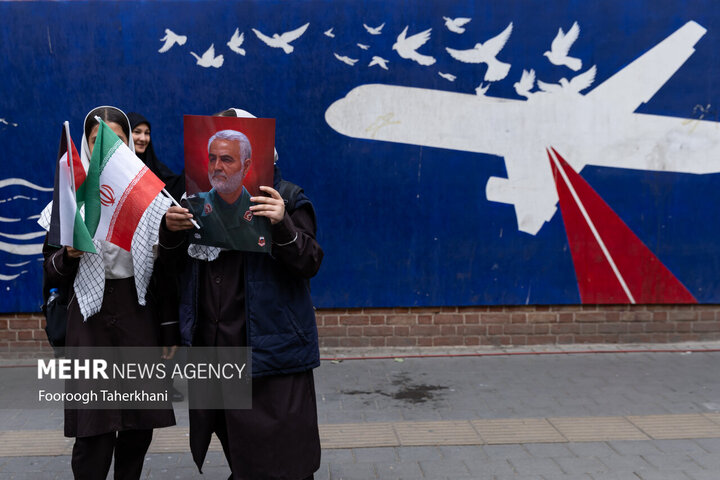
80;118;165;251
48;122;95;253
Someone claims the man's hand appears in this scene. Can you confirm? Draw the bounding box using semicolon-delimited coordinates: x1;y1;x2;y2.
165;206;195;231
66;246;84;258
250;186;285;224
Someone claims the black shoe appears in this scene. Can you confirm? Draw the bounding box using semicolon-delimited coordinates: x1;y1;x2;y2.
171;386;184;402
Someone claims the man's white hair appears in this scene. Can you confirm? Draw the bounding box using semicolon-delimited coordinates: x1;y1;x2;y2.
207;130;252;160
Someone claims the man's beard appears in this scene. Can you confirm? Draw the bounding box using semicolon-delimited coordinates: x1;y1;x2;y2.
209;170;245;195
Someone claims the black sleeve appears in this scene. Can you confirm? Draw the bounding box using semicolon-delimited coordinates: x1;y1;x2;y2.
42;235;80;291
270;203;324;279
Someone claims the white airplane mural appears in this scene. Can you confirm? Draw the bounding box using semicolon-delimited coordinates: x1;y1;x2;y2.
325;21;717;235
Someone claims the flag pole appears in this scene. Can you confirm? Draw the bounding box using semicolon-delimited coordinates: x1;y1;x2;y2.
63;121;74;193
161;188;200;229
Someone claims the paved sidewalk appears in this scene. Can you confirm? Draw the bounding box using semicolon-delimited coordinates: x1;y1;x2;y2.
1;342;719;479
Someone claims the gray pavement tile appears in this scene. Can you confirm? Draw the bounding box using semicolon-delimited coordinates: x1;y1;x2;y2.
481;444;532;460
373;460;423;479
589;472;655;480
314;464;330;480
554;456;608;475
462;458;516;477
451;473;494;480
0;456;54;473
437;445;487;460
435;408;484;421
321;448;356;463
400;409;442;421
187;465;234;479
540;475;594;480
0;456;71;479
634;471;693;480
395;446;444;462
5;473;63;480
507;457;566;477
567;442;618;458
694;437;720;452
143;455;181;470
352;447;398;463
523;443;574;458
362;409;406;422
640;453;700;471
686;452;720;470
328;461;378;479
418;459;471;478
598;453;652;470
146;465;205;479
687;472;720;480
607;440;663;457
652;439;709;455
323;410;367;423
202;451;231;467
493;476;545;480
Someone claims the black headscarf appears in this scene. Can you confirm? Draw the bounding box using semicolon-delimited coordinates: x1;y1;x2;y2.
127;112;185;201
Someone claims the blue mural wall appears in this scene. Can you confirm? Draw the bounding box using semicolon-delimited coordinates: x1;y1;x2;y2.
1;0;720;312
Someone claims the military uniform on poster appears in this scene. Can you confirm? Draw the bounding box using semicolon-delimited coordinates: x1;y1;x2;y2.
185;186;271;252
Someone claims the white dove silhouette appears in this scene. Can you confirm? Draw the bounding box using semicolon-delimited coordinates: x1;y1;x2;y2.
227;28;246;55
443;16;472;34
393;26;436;66
445;22;513;81
513;69;536;98
324;28;335;38
363;23;385;35
357;43;370;50
190;44;224;68
475;83;490;96
438;72;456;82
334;53;358;66
544;22;582;71
158;28;187;53
537;65;596;94
368;56;389;70
252;23;310;54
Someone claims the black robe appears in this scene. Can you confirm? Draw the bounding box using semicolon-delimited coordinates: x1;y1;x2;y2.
42;241;176;438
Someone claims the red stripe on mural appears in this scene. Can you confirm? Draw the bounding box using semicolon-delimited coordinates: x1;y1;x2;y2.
106;166;164;251
549;147;697;304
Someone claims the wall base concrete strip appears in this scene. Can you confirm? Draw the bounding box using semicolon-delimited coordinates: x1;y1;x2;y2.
2;414;720;456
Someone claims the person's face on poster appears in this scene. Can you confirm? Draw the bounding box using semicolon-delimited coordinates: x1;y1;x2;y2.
184;115;275;253
208;138;251;203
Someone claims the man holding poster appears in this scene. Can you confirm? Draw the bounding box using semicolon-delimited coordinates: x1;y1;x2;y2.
161;109;323;479
184;117;273;252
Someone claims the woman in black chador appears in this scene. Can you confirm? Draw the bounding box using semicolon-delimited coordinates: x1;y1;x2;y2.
40;106;176;480
127;112;185;201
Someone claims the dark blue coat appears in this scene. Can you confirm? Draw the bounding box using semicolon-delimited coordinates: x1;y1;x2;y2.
177;172;320;377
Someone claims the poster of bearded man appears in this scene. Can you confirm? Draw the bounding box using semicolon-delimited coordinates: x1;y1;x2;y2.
183;115;275;252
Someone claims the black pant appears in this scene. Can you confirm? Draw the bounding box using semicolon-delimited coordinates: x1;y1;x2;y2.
71;429;153;480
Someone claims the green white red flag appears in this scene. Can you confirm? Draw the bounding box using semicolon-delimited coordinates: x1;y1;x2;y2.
48;121;95;253
80;119;165;251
